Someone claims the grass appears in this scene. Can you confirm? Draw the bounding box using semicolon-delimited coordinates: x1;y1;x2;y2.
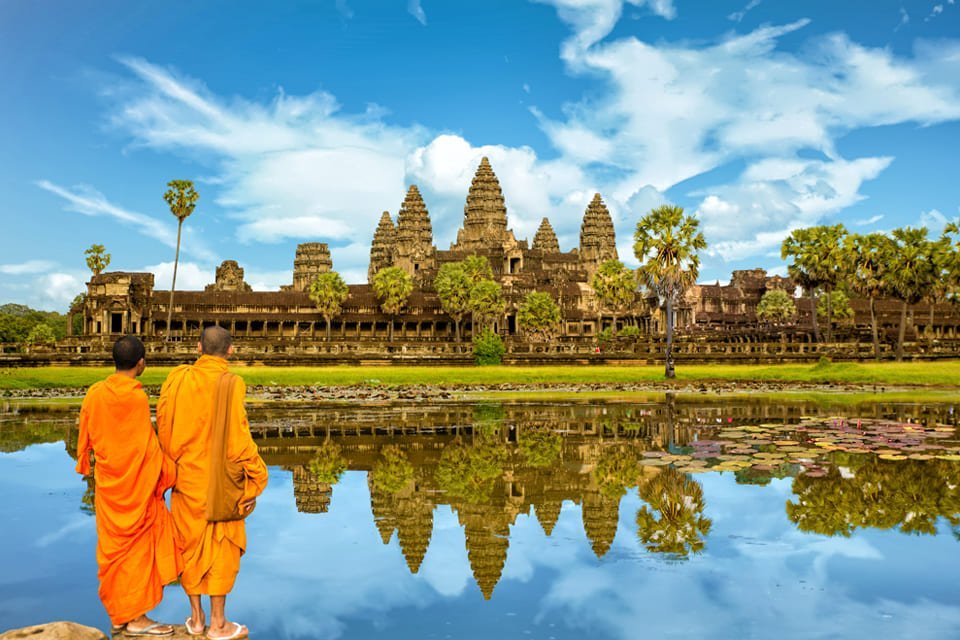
0;360;958;391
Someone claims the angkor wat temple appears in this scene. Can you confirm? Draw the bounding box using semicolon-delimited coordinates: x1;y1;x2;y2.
61;157;960;360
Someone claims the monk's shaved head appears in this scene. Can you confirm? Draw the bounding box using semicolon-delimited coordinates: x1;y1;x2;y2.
113;336;146;371
200;325;233;357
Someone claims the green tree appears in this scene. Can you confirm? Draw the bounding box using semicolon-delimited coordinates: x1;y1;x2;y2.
633;205;706;379
886;227;938;361
636;468;712;557
517;291;561;343
468;278;504;333
26;323;56;345
434;262;471;341
781;224;848;343
461;255;496;336
368;445;415;495
309;272;349;341
590;259;637;335
845;232;893;359
372;266;413;341
162;180;199;340
84;244;110;276
309;441;346;484
755;288;796;326
472;327;506;365
926;233;955;337
816;290;854;326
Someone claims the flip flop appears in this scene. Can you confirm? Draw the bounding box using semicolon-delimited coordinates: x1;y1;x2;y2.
111;625;126;636
185;617;205;637
205;622;249;640
124;622;175;637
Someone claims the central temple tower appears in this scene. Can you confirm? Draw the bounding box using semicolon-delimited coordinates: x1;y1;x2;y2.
451;157;519;252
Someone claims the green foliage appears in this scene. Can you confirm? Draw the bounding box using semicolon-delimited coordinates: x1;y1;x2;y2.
309;272;349;338
519;431;562;468
781;224;849;341
468;278;504;330
817;290;854;323
461;254;494;283
434;262;472;335
597;327;614;343
517;291;561;342
845;232;893;300
371;266;413;317
309;441;346;484
472;328;505;365
163;180;199;222
636;467;712;556
593;444;641;499
887;227;937;305
756;288;797;325
590;259;637;320
0;304;68;344
368;445;415;495
84;244;111;276
26;323;56;345
618;325;641;338
435;438;507;503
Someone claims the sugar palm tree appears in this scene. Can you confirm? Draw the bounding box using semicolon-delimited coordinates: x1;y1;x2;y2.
636;468;712;557
590;259;637;336
633;205;706;379
434;262;471;341
782;224;848;343
886;226;937;361
309;272;349;341
84;244;111;276
845;232;893;359
372;266;413;341
162;180;198;340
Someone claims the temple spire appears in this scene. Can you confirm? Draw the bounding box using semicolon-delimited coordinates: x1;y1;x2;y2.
532;218;560;254
368;211;397;284
453;157;517;251
393;185;436;284
579;193;618;277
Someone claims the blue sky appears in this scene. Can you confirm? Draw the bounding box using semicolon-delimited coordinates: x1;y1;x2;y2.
1;0;959;311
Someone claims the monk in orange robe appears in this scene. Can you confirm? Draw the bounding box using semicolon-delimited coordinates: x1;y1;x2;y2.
157;326;268;640
76;336;181;637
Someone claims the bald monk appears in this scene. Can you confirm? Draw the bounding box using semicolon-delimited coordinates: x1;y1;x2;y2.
157;326;268;640
76;336;180;637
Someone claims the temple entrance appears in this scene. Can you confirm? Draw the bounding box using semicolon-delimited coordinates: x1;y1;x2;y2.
507;315;516;335
110;313;123;334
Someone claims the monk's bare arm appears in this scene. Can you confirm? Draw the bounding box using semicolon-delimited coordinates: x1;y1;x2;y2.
228;377;269;504
75;397;93;476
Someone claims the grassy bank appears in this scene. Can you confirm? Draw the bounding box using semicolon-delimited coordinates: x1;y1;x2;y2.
1;360;958;390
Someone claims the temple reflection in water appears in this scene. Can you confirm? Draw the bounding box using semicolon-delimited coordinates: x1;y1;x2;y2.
3;396;959;601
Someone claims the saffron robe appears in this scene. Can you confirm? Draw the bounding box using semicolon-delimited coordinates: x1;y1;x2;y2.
157;355;268;595
76;373;182;626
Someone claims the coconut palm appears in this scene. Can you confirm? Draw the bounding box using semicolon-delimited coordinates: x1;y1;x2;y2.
886;226;937;361
590;259;637;335
633;205;706;379
309;272;349;341
162;180;199;340
371;266;413;341
845;232;893;359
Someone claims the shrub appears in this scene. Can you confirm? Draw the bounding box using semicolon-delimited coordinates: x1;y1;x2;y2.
618;325;641;339
473;328;505;365
597;327;614;343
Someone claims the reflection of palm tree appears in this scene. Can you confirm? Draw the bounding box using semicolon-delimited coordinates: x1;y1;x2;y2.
435;438;506;504
309;440;346;484
520;431;562;468
636;468;712;557
369;445;415;495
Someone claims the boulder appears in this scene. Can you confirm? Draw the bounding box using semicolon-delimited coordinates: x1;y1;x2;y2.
0;622;107;640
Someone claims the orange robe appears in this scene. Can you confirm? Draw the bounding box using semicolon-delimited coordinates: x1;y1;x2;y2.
75;373;182;626
157;355;268;596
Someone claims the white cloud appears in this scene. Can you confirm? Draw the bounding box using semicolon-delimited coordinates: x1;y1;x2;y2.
919;208;949;230
854;214;884;226
895;6;910;31
407;0;427;25
0;260;56;275
142;261;213;291
729;0;762;23
35;179;217;262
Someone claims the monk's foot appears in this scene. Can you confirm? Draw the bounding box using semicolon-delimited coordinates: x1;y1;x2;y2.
205;621;248;640
185;615;206;636
124;616;174;637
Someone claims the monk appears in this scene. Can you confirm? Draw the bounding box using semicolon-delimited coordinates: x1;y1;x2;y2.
157;326;268;640
75;336;180;637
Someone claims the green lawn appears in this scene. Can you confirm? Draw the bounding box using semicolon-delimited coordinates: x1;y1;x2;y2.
1;360;958;390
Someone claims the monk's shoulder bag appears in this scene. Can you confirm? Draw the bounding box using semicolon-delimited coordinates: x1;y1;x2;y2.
206;371;253;522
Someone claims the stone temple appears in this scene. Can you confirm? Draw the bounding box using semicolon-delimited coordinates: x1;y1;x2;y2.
66;157;960;355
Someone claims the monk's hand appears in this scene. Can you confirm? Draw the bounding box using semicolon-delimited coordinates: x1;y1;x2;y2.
240;498;256;513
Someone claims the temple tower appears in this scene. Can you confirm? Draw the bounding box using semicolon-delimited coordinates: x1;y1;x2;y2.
284;243;333;292
453;157;518;252
581;490;620;558
531;218;561;254
578;193;618;278
393;185;436;285
369;211;397;284
291;465;332;514
205;260;253;293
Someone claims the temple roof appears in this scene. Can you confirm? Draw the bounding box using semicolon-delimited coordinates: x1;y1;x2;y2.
579;193;618;264
396;186;433;250
532;218;560;254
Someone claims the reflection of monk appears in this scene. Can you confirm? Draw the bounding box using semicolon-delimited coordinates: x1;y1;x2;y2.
157;327;268;640
76;336;179;636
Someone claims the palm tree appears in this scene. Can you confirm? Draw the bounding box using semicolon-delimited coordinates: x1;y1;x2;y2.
516;291;562;343
371;266;413;341
633;205;706;379
782;224;847;343
434;262;471;341
636;468;712;556
886;226;937;361
309;272;349;340
468;279;505;334
590;259;637;335
162;180;199;341
84;244;111;276
845;232;893;359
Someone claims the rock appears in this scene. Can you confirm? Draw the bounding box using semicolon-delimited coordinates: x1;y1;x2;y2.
0;622;107;640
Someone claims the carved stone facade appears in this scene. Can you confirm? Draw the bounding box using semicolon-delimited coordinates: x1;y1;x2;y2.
206;260;252;293
282;243;332;293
